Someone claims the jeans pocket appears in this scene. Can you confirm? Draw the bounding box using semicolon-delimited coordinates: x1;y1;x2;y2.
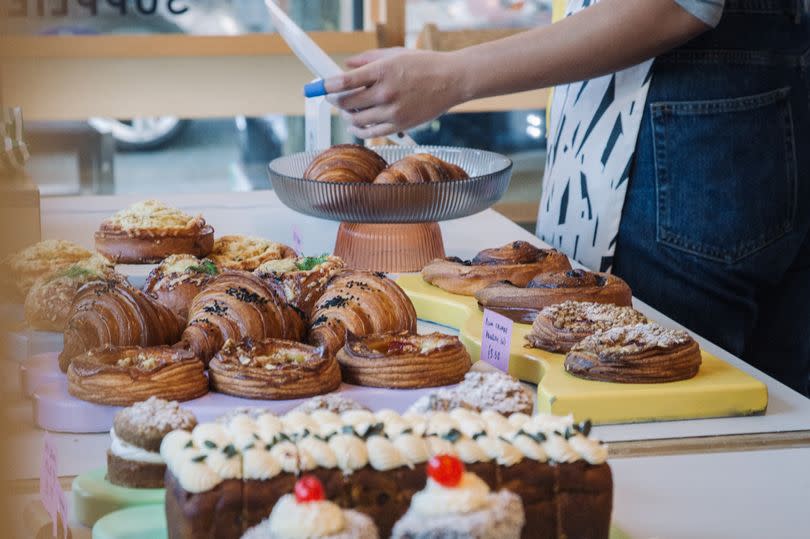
651;86;798;263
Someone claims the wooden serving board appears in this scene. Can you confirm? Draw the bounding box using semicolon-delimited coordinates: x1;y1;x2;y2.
91;503;631;539
72;468;164;528
396;274;769;424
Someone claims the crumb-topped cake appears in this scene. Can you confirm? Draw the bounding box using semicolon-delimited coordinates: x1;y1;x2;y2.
526;301;649;353
210;235;297;271
107;397;197;488
161;409;612;539
241;475;379;539
392;454;524;539
408;371;533;416
2;239;95;299
565;322;702;383
95;200;214;263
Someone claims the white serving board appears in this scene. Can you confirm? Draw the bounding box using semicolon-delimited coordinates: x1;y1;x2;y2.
5;329;63;363
21;352;63;397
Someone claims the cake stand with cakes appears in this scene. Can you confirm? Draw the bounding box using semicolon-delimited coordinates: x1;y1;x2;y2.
269;145;513;273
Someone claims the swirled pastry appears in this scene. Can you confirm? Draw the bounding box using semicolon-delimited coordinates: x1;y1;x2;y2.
475;269;633;323
24;254;120;331
525;301;648;353
254;254;345;316
309;270;418;355
144;255;220;322
421;241;572;296
181;271;306;364
337;331;471;389
209;338;341;400
564;323;702;383
304;144;388;183
60;280;184;372
209;235;297;271
373;153;468;184
1;239;95;299
67;345;208;405
95;200;214;263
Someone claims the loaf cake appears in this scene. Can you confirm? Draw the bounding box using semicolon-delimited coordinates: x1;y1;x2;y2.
161;409;612;539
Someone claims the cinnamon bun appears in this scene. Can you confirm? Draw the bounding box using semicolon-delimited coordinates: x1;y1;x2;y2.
67;345;208;405
94;200;214;264
475;269;633;323
525;301;648;353
421;242;571;296
564;323;702;383
337;331;471;389
209;338;341;400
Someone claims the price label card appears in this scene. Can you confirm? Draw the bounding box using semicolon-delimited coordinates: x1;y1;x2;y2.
291;225;303;253
480;309;513;372
40;432;68;538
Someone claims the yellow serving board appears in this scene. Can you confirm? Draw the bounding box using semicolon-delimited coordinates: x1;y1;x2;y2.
396;274;768;424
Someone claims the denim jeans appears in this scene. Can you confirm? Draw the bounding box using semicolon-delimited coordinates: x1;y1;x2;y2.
613;1;810;397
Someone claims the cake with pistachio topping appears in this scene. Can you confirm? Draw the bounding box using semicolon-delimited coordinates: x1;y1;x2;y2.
161;408;612;539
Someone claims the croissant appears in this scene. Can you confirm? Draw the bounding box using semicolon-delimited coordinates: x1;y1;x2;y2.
475;269;633;323
143;255;220;322
309;270;417;355
303;144;388;183
59;280;184;372
254;255;346;317
422;241;572;296
181;271;305;364
373;153;468;184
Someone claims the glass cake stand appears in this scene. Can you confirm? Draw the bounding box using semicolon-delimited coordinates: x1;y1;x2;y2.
269;146;513;272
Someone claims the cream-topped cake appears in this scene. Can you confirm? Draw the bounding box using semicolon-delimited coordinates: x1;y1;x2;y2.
161;409;612;539
107;397;196;489
391;454;524;539
241;476;378;539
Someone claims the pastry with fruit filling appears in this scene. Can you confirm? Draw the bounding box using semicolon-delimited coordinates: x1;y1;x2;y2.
208;337;341;400
337;331;470;389
66;345;207;405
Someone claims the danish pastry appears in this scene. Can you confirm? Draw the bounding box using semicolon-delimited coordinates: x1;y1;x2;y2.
373;153;468;184
421;242;571;296
475;269;633;323
564;323;702;383
309;270;418;355
525;301;648;353
209;338;341;400
67;345;208;405
60;280;184;372
209;235;297;271
304;144;388;183
95;200;214;264
181;271;306;364
337;331;471;389
144;255;219;322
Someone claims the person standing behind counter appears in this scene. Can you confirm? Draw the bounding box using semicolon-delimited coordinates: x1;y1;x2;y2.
325;0;810;397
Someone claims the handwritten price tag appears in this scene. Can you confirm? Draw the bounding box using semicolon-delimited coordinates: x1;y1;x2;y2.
480;309;513;372
291;225;303;254
40;432;68;538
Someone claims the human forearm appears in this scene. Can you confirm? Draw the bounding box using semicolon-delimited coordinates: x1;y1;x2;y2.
454;0;709;102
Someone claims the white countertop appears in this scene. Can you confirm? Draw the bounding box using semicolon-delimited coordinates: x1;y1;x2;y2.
5;191;810;480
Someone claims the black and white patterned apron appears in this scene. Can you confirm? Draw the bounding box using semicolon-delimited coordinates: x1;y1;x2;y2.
537;0;654;272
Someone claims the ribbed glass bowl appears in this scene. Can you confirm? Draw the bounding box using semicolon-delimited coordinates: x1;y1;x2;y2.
268;146;513;223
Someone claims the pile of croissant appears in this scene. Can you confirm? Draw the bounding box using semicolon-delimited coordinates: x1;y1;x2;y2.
58;252;418;403
304;144;469;184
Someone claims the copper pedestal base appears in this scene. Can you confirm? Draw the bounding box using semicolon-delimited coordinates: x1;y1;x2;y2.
334;222;445;273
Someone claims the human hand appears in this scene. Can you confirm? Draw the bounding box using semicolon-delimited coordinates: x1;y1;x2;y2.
324;48;466;139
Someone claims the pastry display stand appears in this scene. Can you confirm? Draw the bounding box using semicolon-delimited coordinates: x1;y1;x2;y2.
269;146;513;272
395;274;769;424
